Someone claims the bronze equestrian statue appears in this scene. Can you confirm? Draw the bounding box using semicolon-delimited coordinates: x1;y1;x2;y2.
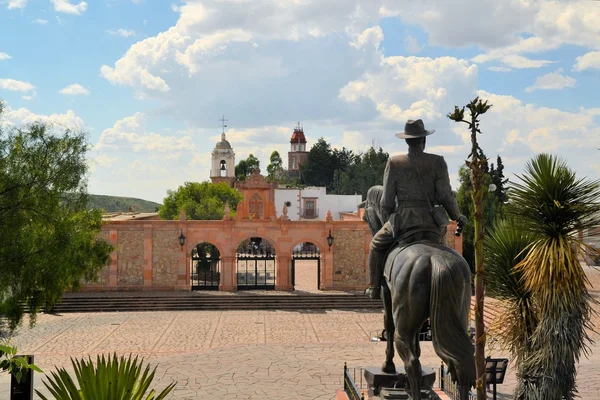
359;120;475;399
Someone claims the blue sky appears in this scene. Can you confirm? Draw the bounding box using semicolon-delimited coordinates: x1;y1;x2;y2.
1;0;600;203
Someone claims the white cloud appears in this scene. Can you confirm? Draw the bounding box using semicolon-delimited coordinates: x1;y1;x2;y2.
0;52;11;60
339;55;478;133
50;0;87;15
525;68;576;92
403;35;423;54
34;18;48;25
7;0;26;9
107;28;136;38
21;95;33;101
0;78;35;92
350;26;383;50
573;51;600;72
469;2;600;69
473;53;554;69
487;66;511;72
58;83;90;95
94;154;119;166
0;104;84;130
96;112;196;153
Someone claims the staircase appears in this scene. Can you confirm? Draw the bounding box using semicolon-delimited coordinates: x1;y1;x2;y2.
51;293;383;313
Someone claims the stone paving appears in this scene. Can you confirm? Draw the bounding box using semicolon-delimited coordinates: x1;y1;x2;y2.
0;265;598;399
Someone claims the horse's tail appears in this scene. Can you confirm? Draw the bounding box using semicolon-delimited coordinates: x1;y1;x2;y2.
430;254;475;383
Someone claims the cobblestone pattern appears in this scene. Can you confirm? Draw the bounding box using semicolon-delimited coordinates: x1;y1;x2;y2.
3;265;600;400
152;230;179;286
117;230;144;286
332;230;367;287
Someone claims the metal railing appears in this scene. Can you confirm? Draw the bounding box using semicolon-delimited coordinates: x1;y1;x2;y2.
343;363;365;400
439;363;476;400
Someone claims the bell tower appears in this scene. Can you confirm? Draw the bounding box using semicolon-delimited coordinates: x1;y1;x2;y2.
288;121;308;174
210;115;236;187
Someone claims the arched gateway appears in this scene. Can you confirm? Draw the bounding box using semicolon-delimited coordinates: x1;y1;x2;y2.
89;170;462;293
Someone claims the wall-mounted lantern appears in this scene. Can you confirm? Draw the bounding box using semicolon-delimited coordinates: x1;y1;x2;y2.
327;230;334;250
178;230;186;249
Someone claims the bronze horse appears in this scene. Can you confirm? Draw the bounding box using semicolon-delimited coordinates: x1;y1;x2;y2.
360;186;475;400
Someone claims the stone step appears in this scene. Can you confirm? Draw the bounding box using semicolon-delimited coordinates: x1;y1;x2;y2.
50;294;383;313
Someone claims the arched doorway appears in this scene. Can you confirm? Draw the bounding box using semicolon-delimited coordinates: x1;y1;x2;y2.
191;242;220;290
291;242;321;291
236;237;276;290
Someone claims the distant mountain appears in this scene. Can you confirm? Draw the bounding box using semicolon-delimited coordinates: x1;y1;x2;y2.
88;194;162;213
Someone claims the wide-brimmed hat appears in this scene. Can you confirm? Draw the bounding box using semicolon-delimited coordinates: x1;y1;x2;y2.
395;119;435;139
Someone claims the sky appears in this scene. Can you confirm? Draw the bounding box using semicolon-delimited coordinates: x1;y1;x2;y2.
1;0;599;203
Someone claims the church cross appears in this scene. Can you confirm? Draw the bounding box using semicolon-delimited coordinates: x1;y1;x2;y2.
219;115;228;134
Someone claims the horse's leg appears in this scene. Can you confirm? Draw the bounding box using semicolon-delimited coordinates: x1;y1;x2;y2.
381;282;395;373
394;330;422;400
392;258;430;400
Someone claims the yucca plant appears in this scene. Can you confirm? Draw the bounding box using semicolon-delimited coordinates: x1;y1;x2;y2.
504;153;600;400
36;353;176;400
484;219;537;361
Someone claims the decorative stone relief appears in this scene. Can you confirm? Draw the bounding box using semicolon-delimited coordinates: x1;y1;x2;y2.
152;231;179;286
117;231;144;286
332;230;367;286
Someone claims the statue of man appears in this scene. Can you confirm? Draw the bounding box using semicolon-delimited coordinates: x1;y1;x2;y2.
365;119;467;300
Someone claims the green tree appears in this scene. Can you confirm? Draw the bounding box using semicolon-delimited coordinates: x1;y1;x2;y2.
486;154;600;399
235;154;260;181
266;151;284;182
0;104;113;331
448;97;493;400
300;138;356;192
456;165;475;270
158;181;242;220
300;138;337;188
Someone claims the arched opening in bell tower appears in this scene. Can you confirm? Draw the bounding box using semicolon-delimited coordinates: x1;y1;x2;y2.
220;160;227;177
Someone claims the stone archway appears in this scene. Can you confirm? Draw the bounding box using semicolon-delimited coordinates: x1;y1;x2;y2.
291;242;322;292
190;242;221;290
236;237;277;290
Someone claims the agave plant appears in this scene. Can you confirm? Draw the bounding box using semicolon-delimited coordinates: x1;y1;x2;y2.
36;353;176;400
496;153;600;400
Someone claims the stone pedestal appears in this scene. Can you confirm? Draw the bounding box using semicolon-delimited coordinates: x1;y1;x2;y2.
364;365;436;398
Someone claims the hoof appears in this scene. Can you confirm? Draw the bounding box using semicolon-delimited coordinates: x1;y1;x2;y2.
365;287;381;300
381;361;396;374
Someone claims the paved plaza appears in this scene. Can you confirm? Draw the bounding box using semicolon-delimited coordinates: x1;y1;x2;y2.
1;265;599;399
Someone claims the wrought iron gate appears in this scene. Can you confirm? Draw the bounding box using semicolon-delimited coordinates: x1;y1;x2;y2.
236;241;276;290
291;246;321;290
191;252;220;290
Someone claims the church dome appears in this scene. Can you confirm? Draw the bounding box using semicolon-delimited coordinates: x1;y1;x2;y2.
290;128;307;144
215;133;232;150
216;139;232;149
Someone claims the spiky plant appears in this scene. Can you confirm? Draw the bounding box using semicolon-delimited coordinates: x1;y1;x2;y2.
485;220;536;358
37;353;176;400
506;153;600;400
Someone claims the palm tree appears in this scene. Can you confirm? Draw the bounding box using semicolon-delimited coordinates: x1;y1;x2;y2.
486;153;600;399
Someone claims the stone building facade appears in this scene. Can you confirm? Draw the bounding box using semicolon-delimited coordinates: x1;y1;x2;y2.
88;172;462;292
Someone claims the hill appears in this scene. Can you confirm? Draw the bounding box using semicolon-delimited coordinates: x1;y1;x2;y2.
88;194;162;213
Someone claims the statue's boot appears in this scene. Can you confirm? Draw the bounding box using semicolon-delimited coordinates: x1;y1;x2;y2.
365;249;386;300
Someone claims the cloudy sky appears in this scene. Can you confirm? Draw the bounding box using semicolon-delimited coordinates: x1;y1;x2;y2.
1;0;599;203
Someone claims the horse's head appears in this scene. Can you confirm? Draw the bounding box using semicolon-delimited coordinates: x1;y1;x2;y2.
359;185;385;236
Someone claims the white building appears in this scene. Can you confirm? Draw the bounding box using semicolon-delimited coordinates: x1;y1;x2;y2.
274;186;362;221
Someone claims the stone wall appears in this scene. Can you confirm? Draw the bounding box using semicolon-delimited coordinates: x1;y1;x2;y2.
117;230;144;286
96;230;110;285
332;230;367;287
152;230;179;286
